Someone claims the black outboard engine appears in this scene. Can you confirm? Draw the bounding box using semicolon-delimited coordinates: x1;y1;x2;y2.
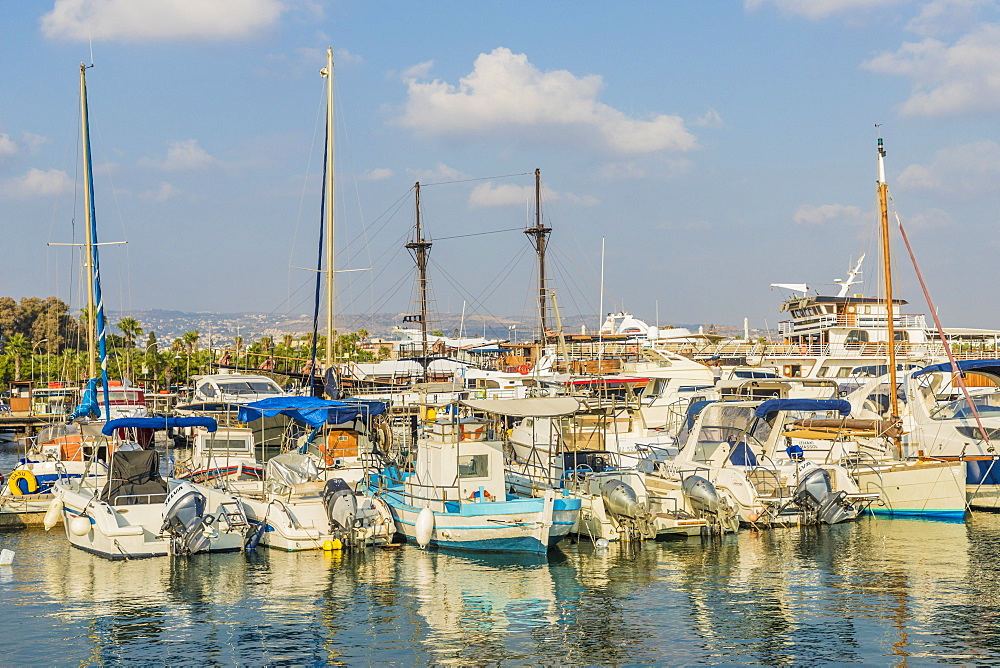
322;478;357;533
793;465;856;525
161;482;216;555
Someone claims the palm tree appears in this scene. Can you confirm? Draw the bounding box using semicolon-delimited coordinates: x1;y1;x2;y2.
4;334;30;381
182;331;200;378
117;317;143;349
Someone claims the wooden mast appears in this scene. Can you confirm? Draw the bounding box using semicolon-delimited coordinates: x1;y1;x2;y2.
524;168;552;340
877;136;902;455
321;47;336;371
406;182;432;381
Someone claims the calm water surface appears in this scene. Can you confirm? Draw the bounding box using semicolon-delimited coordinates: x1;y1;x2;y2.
3;450;1000;665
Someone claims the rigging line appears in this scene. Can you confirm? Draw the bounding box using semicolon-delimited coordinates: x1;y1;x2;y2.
893;204;992;448
330;74;378;322
551;254;593;320
339;259;410;314
352;273;412;326
337;189;412;268
433;227;524;241
428;242;527;316
420;171;533;187
287;80;327;311
425;258;501;323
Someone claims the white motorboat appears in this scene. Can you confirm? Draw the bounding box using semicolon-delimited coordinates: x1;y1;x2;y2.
50;417;250;560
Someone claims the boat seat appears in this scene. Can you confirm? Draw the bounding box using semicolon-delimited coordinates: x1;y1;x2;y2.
100;449;169;506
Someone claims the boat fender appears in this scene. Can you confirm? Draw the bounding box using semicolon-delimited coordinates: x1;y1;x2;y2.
245;522;266;551
415;506;434;548
70;515;91;537
7;469;39;496
43;496;63;531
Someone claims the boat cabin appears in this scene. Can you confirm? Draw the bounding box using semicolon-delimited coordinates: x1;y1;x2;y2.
415;417;504;503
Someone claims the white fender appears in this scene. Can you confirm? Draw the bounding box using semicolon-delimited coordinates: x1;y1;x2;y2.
43;495;63;531
70;515;91;536
414;506;434;548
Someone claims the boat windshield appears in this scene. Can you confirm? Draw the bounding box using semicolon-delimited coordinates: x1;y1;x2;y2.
216;380;283;396
930;391;1000;421
694;405;759;446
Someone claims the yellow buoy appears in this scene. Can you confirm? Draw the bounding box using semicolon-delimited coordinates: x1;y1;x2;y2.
322;538;343;551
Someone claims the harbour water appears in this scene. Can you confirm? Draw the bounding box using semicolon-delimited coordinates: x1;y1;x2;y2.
2;479;1000;666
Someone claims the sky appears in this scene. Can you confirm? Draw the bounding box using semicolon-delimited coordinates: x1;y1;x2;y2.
3;0;1000;336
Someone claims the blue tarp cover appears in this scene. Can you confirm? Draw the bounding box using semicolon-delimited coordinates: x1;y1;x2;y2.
239;396;350;428
912;359;1000;378
101;416;218;435
68;377;100;422
754;398;851;418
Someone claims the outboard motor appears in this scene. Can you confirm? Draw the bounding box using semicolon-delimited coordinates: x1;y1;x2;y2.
682;475;720;515
792;464;856;525
600;479;646;519
161;482;216;555
322;478;357;532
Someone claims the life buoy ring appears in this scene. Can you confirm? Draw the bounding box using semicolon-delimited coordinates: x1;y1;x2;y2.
517;364;531;375
7;469;39;496
799;345;808;354
468;489;494;501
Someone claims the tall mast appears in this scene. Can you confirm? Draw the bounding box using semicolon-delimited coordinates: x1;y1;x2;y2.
80;62;111;420
406;182;432;379
524;168;551;339
321;47;336;369
80;63;97;381
877;136;901;453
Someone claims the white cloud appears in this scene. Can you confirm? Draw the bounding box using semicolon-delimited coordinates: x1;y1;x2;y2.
694;108;724;128
744;0;902;20
906;0;991;37
597;157;692;181
862;23;1000;116
793;203;865;226
468;181;598;208
397;48;696;155
141;139;215;170
0;133;16;156
407;163;468;184
20;132;48;151
40;0;284;42
897;140;1000;195
904;207;957;229
468;183;534;208
0;168;72;200
140;181;179;202
362;168;394;181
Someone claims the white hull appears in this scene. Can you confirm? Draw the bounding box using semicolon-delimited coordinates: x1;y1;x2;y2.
855;459;967;519
54;479;248;560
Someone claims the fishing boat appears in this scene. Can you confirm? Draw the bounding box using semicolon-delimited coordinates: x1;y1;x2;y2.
50;417;251;559
367;409;581;554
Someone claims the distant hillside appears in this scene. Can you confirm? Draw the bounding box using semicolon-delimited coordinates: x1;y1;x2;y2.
106;309;718;344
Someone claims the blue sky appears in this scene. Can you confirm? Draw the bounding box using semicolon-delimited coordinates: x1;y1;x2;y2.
3;0;1000;335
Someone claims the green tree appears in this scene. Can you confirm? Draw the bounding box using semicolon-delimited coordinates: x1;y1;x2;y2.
4;333;30;381
117;317;143;349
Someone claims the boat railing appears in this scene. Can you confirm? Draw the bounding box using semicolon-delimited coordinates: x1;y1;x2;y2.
387;476;464;512
111;492;169;506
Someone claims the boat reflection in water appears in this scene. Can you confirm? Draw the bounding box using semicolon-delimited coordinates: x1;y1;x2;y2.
3;515;1000;663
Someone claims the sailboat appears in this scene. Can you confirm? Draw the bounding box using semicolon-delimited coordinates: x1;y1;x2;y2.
49;63;251;559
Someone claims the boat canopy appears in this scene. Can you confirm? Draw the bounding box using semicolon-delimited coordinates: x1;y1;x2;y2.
912;359;1000;378
754;398;851;419
238;396;359;428
101;416;218;435
461;397;582;417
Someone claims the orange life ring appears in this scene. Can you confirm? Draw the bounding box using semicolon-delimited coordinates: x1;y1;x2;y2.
468;489;494;501
517;363;532;375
